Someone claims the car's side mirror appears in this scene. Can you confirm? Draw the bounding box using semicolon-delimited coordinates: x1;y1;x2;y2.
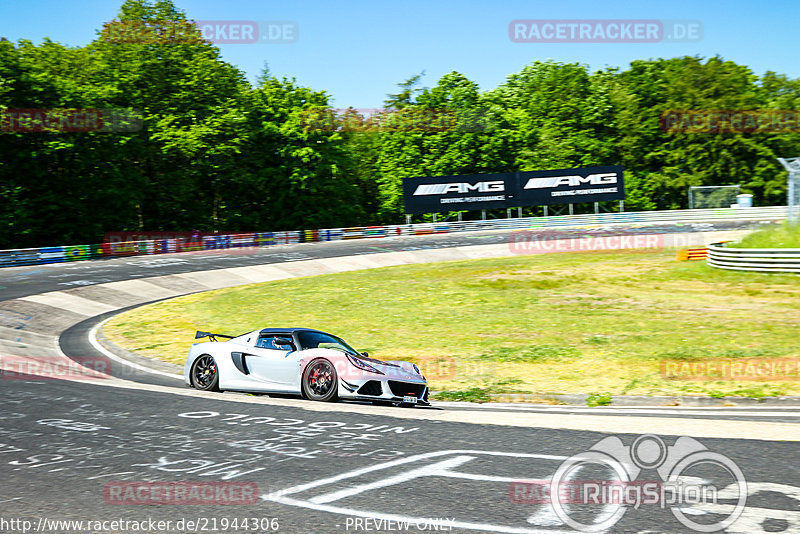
361;352;369;357
274;338;293;346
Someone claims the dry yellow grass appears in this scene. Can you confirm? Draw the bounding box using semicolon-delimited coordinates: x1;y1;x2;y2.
104;249;800;399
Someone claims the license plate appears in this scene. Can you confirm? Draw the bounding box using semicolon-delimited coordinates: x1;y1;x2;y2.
403;395;418;404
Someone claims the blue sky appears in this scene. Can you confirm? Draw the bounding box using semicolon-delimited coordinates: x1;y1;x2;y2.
1;0;797;108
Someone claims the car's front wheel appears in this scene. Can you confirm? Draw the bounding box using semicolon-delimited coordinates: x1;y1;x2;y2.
190;354;220;391
302;358;338;402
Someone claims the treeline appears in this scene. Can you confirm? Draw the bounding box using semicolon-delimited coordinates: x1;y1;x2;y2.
1;0;798;249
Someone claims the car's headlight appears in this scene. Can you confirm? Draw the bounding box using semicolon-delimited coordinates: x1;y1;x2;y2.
346;353;384;375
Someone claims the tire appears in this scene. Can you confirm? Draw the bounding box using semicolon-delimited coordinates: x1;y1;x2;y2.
190;354;220;391
301;358;338;402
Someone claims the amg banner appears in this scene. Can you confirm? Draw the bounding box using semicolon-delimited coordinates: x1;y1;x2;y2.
403;173;509;215
402;166;624;214
516;165;625;206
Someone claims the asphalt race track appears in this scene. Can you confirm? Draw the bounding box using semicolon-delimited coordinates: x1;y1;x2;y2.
0;220;771;301
1;220;799;534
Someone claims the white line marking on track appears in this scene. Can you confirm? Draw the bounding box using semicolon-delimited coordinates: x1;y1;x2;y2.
310;455;475;504
88;319;182;380
266;449;568;501
265;449;577;533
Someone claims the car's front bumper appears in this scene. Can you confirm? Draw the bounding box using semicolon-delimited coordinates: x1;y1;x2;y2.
340;378;430;405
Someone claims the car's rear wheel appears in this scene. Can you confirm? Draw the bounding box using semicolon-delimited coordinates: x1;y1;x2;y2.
302;358;338;402
190;354;219;391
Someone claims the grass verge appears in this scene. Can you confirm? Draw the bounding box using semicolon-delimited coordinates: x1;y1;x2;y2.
104;249;800;399
735;222;800;248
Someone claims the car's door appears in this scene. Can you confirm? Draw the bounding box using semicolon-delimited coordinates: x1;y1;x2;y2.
239;334;300;386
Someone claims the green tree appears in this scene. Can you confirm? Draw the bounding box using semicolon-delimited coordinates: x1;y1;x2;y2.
383;71;425;110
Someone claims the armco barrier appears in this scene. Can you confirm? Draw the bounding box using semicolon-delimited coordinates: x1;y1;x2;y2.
321;229;343;241
254;232;274;246
364;226;387;238
273;231;301;244
38;246;65;264
0;248;40;267
342;227;364;240
707;242;800;273
0;206;788;269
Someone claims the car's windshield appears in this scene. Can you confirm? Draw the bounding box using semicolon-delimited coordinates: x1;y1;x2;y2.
297;331;360;355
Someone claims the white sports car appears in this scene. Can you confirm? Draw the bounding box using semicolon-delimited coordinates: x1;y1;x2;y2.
184;327;429;406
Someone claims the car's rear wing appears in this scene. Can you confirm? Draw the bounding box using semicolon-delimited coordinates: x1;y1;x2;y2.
195;331;235;342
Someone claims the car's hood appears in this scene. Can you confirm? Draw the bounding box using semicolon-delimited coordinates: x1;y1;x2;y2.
374;359;425;381
299;349;425;382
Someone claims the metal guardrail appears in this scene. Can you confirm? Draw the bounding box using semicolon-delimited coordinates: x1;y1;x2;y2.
0;206;788;269
438;205;787;231
707;242;800;273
